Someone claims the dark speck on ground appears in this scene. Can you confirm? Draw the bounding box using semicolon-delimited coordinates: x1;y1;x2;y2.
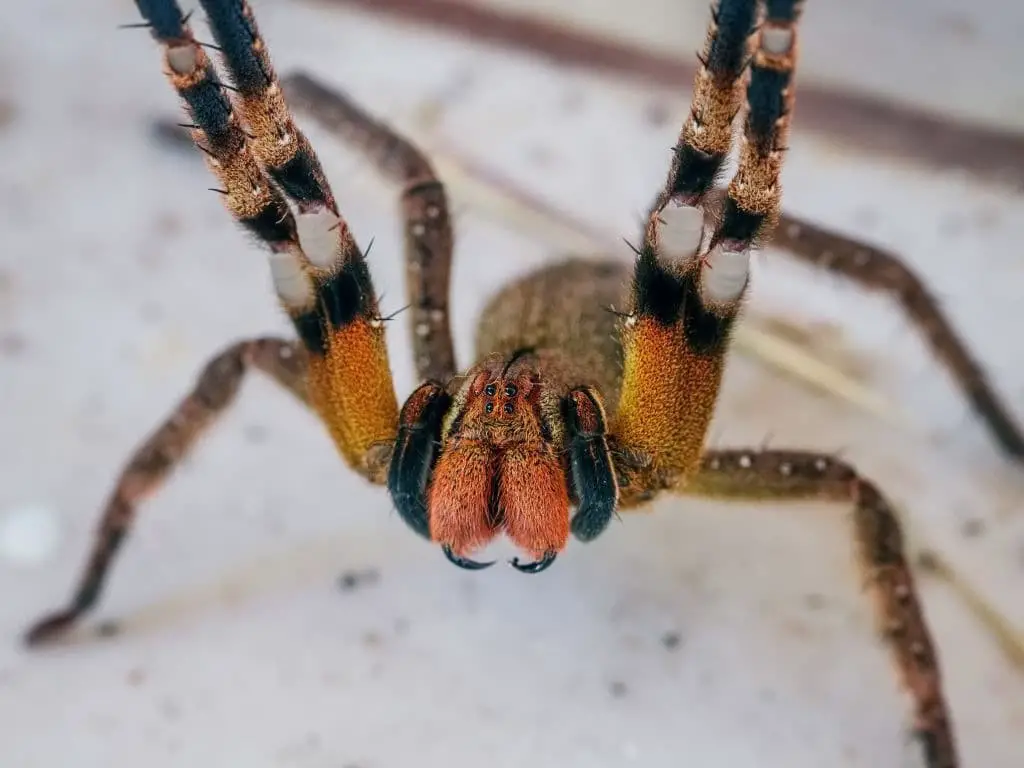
337;568;381;592
0;99;15;131
243;424;270;444
803;593;826;611
644;100;672;127
0;332;26;357
97;620;121;638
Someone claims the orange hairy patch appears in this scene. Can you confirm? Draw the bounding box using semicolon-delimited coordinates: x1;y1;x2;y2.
498;444;571;559
307;319;399;473
614;318;724;481
428;441;499;555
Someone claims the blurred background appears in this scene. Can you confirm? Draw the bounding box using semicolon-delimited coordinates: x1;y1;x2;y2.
2;1;1023;766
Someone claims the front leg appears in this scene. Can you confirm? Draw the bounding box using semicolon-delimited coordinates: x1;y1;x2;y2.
136;1;402;476
615;0;797;494
23;0;407;645
688;448;958;768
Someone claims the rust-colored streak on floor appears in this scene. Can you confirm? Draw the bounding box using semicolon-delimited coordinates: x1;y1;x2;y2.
319;0;1024;188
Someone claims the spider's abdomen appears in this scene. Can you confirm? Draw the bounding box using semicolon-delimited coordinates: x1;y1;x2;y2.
473;258;629;401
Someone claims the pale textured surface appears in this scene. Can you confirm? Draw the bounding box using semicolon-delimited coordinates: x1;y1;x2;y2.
1;1;1023;767
477;0;1024;130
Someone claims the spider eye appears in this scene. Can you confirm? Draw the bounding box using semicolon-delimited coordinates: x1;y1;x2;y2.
503;402;514;414
485;402;494;414
484;383;497;396
505;384;517;396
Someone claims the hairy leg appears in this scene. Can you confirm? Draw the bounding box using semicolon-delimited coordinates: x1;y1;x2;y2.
687;447;957;768
615;0;801;497
283;72;458;383
136;0;401;475
24;338;307;646
772;214;1024;462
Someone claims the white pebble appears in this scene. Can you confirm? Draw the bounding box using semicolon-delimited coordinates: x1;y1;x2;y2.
0;504;61;567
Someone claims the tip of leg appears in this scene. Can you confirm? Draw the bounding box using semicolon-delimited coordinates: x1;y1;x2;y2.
23;610;79;648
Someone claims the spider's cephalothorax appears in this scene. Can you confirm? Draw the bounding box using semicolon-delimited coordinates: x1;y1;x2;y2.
26;1;1024;766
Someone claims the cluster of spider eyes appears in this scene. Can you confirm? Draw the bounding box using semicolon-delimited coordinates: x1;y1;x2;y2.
484;382;517;415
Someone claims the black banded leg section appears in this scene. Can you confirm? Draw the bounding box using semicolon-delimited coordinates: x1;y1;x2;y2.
290;253;377;357
317;257;376;332
663;0;758;207
198;0;336;213
718;0;803;250
564;388;618;542
630;242;736;355
387;382;453;539
135;0;187;37
196;0;268;94
135;0;301;251
766;0;804;22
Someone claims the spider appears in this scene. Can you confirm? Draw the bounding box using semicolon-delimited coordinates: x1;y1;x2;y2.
23;1;1024;766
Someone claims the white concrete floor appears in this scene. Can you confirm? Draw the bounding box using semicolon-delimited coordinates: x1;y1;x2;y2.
480;0;1024;130
1;1;1023;767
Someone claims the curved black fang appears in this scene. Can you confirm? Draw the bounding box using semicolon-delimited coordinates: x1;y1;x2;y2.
442;545;495;571
509;551;557;574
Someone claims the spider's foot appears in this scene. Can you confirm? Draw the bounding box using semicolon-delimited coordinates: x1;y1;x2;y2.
509;551;557;574
442;545;495;571
23;609;81;647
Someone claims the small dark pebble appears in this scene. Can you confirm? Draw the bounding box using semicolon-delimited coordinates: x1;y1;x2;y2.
644;100;672;127
337;568;381;592
608;680;629;698
97;620;121;638
243;423;269;444
915;550;941;573
0;333;26;357
660;631;682;650
803;593;826;611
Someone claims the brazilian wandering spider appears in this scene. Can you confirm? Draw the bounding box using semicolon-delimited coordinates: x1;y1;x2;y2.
23;1;1024;766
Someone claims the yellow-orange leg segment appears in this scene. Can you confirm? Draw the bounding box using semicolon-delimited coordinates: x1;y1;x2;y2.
688;448;957;768
24;338;308;646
